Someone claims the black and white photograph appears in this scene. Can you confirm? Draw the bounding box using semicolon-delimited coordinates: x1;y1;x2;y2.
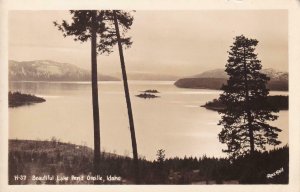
1;0;300;191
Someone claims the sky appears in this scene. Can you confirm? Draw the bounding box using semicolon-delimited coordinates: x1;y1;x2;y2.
9;10;288;77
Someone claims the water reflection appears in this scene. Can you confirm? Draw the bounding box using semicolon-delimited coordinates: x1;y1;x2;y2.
9;81;289;160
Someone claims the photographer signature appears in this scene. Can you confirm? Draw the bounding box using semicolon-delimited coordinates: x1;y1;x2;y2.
266;167;284;179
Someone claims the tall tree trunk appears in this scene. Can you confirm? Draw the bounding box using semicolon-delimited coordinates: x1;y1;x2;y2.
243;46;255;155
113;10;140;184
91;10;101;176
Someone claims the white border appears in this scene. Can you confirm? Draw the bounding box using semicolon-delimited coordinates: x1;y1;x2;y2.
1;0;300;192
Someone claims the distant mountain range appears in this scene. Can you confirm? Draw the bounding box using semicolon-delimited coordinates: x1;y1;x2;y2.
190;68;288;81
9;60;180;81
175;68;288;91
9;60;119;81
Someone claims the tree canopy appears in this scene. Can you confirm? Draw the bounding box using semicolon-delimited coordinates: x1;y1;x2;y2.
53;10;134;54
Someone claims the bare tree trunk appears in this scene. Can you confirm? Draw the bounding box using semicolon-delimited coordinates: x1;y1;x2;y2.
113;10;140;184
91;10;101;177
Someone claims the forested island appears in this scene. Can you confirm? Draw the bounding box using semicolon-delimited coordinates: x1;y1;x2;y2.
136;93;159;99
136;89;160;99
143;89;160;93
9;92;46;107
202;95;288;111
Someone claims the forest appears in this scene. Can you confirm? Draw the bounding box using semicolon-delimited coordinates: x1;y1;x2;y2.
9;139;288;184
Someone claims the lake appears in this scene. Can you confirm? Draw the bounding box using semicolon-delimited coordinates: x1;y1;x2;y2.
9;81;288;160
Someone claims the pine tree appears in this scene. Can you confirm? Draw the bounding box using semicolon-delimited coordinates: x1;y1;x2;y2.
218;35;282;158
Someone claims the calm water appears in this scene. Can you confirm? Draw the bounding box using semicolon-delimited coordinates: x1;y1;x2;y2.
9;81;289;160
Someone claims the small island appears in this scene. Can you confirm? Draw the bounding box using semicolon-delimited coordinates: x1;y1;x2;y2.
136;93;160;99
143;89;160;93
202;95;288;111
136;89;160;99
9;91;46;107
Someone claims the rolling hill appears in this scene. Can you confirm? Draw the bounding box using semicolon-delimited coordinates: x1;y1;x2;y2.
9;60;119;81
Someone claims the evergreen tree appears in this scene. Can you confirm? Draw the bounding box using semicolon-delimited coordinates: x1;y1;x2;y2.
218;35;281;158
155;149;167;183
156;149;166;163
